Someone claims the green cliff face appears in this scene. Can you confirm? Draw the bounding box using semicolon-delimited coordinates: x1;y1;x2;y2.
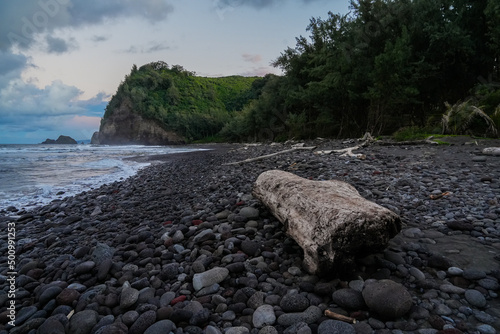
98;62;261;144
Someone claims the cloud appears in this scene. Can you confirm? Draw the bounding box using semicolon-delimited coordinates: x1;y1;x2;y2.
0;79;107;143
0;52;29;88
63;115;101;135
91;35;108;42
46;36;78;54
0;79;84;116
214;0;323;10
242;53;262;63
0;0;174;51
122;41;171;54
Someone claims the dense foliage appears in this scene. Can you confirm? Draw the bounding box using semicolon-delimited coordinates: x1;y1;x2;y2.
224;0;500;141
103;61;261;141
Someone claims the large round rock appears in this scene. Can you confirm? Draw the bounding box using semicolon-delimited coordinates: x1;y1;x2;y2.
318;320;355;334
280;294;310;312
361;280;413;319
332;288;365;310
67;310;98;334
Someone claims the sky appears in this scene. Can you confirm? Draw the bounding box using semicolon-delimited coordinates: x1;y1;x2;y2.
0;0;350;144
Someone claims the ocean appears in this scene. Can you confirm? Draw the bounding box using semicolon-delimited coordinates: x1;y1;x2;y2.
0;144;202;212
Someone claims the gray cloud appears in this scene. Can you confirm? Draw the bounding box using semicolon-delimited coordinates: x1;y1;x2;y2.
0;52;27;78
0;0;174;51
91;35;108;43
122;41;171;54
242;53;262;63
46;36;78;54
215;0;323;10
0;52;29;89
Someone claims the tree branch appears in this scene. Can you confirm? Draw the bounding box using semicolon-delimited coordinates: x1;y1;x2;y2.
223;146;317;166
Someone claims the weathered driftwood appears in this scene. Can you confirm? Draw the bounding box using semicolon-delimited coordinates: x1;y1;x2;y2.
315;133;374;158
315;133;440;158
253;170;401;276
324;310;357;324
483;147;500;156
223;146;316;166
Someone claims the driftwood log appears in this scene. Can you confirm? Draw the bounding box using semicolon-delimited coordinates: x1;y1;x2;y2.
253;170;401;276
483;147;500;156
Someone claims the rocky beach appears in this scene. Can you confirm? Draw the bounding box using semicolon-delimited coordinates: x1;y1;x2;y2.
1;137;500;334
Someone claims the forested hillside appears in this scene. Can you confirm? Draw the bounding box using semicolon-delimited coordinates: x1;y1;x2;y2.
222;0;500;141
102;0;500;143
102;62;261;142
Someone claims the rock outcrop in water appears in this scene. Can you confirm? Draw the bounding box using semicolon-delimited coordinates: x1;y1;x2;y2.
41;135;77;144
97;98;185;145
90;131;100;145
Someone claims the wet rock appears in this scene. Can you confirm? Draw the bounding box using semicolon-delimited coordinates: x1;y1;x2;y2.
362;280;413;319
91;315;114;333
463;269;487;280
75;261;95;275
331;288;365;310
190;309;211;327
120;287;139;309
284;322;312;334
226;327;250;334
280;293;310;312
317;319;356;334
129;310;157;334
465;289;487;308
37;316;66;334
476;324;496;334
144;320;176;334
97;258;113;281
439;284;465;295
13;306;37;326
277;305;322;326
240;207;260;219
161;263;179;280
427;255;453;270
39;286;63;306
259;326;279;334
56;288;80;305
67;309;98;334
241;240;260;256
447;221;474;231
91;242;115;265
122;310;139;326
192;267;229;291
73;246;90;259
253;305;276;328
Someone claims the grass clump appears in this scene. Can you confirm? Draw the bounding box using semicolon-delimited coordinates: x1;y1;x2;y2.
392;126;433;141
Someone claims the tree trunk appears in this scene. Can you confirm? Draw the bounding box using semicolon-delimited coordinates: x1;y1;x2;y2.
253;170;401;277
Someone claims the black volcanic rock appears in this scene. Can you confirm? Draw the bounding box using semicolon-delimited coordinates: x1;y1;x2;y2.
90;131;100;145
41;135;77;144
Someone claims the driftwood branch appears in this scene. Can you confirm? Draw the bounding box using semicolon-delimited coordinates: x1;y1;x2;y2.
324;310;357;324
372;135;440;146
315;133;443;158
223;146;316;166
315;132;374;158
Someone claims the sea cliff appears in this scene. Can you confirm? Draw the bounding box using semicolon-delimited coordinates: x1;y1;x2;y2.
95;98;185;145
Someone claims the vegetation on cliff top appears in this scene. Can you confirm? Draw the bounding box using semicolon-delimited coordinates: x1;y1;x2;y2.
104;0;500;143
222;0;499;141
103;62;263;141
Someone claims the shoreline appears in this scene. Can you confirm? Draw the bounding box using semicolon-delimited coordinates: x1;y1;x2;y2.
1;137;499;333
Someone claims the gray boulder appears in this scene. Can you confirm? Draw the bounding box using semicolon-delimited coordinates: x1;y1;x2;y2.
362;279;413;319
